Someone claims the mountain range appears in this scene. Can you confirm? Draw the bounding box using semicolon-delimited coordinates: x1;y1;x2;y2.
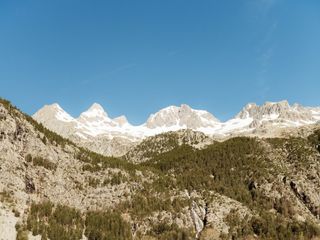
33;100;320;156
1;97;320;240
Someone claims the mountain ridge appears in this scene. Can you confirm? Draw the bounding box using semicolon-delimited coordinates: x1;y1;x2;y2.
33;100;320;156
34;101;320;135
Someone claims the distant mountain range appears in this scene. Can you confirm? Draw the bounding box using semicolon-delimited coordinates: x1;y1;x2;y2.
33;100;320;139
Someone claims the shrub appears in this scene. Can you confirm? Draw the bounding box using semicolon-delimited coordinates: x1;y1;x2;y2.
32;156;57;171
148;223;192;240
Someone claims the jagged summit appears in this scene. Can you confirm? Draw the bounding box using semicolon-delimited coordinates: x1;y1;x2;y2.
235;100;315;123
79;103;109;119
33;103;74;122
145;104;220;129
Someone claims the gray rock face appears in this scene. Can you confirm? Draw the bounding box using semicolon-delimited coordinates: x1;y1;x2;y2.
0;202;18;240
191;201;205;238
236;100;314;122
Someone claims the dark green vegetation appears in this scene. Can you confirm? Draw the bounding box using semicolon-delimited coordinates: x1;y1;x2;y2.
137;136;320;239
308;129;320;153
25;154;57;170
103;171;128;186
124;132;181;161
0;190;14;205
85;211;132;240
77;148;139;174
22;201;190;240
24;201;132;240
146;223;192;240
27;201;83;240
16;201;193;240
225;210;320;240
268;137;316;167
118;193;190;219
142;138;269;205
124;130;212;162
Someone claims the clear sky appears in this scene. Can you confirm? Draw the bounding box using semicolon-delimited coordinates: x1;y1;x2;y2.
0;0;319;124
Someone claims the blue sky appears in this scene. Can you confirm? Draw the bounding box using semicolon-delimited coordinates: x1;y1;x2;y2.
0;0;319;124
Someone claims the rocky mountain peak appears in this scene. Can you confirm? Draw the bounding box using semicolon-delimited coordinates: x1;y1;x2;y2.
145;104;220;129
50;103;62;109
235;100;316;129
262;100;291;114
89;102;105;111
33;103;74;123
78;103;109;121
179;104;192;112
266;100;289;106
